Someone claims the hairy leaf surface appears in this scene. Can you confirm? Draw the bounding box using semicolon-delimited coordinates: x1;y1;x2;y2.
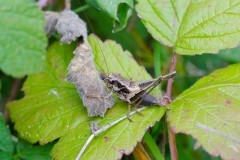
8;34;166;160
168;64;240;159
0;0;47;77
86;0;133;32
136;0;240;55
8;43;76;144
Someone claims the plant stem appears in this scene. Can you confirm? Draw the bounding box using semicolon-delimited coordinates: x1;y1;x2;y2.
74;4;90;13
166;54;176;99
4;79;22;122
166;53;178;160
65;0;71;10
168;125;178;160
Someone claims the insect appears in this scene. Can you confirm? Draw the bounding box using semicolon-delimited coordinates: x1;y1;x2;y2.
100;71;176;120
60;6;176;118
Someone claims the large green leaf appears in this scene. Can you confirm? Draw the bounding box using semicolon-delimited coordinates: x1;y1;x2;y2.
0;114;14;160
86;0;133;32
0;0;47;77
136;0;240;55
7;34;165;159
168;64;240;159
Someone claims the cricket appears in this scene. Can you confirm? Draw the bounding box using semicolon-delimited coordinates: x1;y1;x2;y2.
63;10;177;119
100;71;176;120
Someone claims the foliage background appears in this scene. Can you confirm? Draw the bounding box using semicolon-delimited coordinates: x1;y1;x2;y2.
0;0;240;159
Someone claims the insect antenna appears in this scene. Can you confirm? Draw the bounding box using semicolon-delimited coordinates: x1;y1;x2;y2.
76;0;110;74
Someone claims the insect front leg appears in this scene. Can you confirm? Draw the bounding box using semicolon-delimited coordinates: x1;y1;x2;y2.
127;103;133;122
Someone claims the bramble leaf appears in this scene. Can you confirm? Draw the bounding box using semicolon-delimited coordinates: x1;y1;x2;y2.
8;34;166;160
0;0;47;77
136;0;240;55
7;43;76;144
86;0;133;32
0;114;14;160
168;64;240;160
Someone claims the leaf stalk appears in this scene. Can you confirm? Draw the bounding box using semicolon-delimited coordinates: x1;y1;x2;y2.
166;53;178;160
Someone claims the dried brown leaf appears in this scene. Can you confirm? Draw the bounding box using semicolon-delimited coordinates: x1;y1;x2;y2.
44;10;87;43
66;41;115;117
44;11;59;35
55;10;87;43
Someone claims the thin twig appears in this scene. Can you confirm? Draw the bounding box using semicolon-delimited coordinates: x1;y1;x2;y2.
75;107;147;160
75;134;95;160
166;53;178;160
166;54;176;99
4;79;22;122
65;0;71;10
160;114;167;158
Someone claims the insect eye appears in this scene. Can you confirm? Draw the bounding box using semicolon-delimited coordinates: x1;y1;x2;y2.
107;80;113;84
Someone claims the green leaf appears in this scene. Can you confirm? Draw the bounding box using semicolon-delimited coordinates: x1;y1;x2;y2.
0;0;47;77
136;0;240;55
218;46;240;63
86;0;133;32
16;139;53;160
7;43;76;144
168;64;240;159
0;152;12;160
0;113;14;159
7;34;165;160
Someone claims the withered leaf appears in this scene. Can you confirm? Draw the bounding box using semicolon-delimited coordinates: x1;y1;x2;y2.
44;11;59;36
44;10;87;43
55;10;88;43
66;41;115;117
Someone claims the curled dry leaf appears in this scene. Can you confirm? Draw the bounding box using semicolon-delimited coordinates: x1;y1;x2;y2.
44;11;59;35
55;10;88;43
66;41;115;117
44;10;87;43
44;9;112;116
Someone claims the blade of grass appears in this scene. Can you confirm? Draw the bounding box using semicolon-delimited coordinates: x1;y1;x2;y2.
153;41;162;78
74;4;90;13
143;132;164;160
